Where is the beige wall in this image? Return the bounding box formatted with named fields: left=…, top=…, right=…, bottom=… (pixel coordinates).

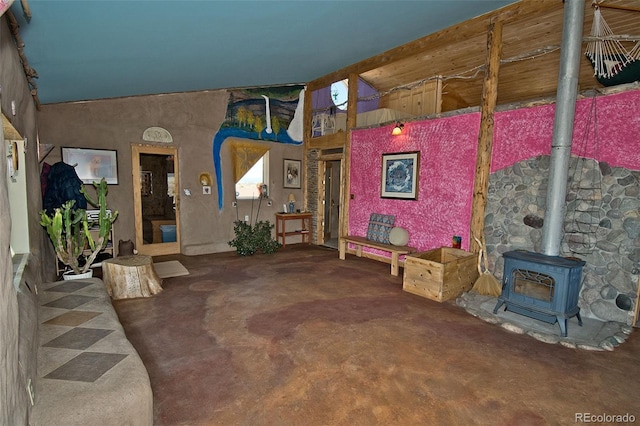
left=38, top=91, right=305, bottom=255
left=1, top=15, right=44, bottom=424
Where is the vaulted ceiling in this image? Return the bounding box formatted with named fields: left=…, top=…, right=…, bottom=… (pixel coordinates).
left=7, top=0, right=517, bottom=105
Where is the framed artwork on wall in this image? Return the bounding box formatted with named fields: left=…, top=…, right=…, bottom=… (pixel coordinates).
left=283, top=158, right=301, bottom=188
left=381, top=151, right=419, bottom=200
left=62, top=147, right=119, bottom=184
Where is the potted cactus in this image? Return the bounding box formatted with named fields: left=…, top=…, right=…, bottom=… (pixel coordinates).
left=40, top=178, right=119, bottom=278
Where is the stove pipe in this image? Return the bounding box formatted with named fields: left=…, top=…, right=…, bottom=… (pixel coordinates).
left=541, top=0, right=585, bottom=256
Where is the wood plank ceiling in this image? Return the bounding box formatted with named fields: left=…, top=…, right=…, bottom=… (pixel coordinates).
left=310, top=0, right=640, bottom=112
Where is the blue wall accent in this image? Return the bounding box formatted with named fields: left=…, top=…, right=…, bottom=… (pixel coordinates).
left=213, top=127, right=302, bottom=210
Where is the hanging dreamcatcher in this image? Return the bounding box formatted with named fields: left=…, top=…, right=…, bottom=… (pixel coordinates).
left=585, top=1, right=640, bottom=86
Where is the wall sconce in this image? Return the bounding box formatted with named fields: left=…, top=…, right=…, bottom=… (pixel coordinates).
left=199, top=172, right=212, bottom=195
left=199, top=173, right=212, bottom=186
left=392, top=121, right=404, bottom=136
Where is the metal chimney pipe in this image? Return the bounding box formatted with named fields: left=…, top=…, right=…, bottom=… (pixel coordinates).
left=541, top=0, right=585, bottom=256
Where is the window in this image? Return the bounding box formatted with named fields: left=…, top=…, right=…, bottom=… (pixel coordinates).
left=235, top=151, right=269, bottom=199
left=331, top=79, right=348, bottom=111
left=7, top=138, right=30, bottom=256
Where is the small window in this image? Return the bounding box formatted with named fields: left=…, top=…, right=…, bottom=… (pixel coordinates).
left=331, top=79, right=348, bottom=111
left=7, top=139, right=30, bottom=255
left=235, top=152, right=269, bottom=199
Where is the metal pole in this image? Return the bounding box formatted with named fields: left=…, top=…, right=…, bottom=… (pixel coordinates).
left=541, top=0, right=584, bottom=256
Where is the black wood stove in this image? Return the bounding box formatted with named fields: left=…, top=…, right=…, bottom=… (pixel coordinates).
left=493, top=250, right=585, bottom=337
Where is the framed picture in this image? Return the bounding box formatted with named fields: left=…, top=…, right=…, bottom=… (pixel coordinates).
left=381, top=151, right=420, bottom=200
left=283, top=158, right=301, bottom=188
left=62, top=147, right=119, bottom=184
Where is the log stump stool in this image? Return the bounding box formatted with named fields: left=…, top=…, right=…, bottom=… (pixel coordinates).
left=102, top=255, right=163, bottom=299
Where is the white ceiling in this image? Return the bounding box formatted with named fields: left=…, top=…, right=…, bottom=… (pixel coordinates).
left=9, top=0, right=517, bottom=105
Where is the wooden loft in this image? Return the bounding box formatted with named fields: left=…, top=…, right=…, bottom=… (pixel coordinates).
left=304, top=0, right=640, bottom=150
left=305, top=78, right=443, bottom=150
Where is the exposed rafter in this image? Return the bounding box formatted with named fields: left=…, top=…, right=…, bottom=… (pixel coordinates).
left=595, top=1, right=640, bottom=13
left=19, top=0, right=31, bottom=20
left=6, top=9, right=40, bottom=109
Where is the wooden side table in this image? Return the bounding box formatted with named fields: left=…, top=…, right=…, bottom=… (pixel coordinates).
left=275, top=212, right=312, bottom=247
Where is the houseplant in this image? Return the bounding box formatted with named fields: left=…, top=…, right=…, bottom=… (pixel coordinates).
left=228, top=192, right=280, bottom=256
left=40, top=178, right=119, bottom=278
left=228, top=220, right=280, bottom=256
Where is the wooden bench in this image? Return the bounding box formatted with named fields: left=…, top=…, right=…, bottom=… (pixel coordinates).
left=339, top=235, right=417, bottom=276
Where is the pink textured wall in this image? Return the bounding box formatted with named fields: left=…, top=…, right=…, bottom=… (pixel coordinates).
left=349, top=89, right=640, bottom=254
left=350, top=113, right=480, bottom=251
left=492, top=90, right=640, bottom=172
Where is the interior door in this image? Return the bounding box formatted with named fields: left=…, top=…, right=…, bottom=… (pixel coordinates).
left=323, top=160, right=341, bottom=243
left=131, top=144, right=180, bottom=256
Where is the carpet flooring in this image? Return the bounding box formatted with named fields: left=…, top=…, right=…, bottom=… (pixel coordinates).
left=113, top=245, right=640, bottom=425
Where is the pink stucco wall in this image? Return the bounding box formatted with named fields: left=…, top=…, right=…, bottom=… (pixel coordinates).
left=350, top=113, right=480, bottom=251
left=492, top=89, right=640, bottom=172
left=349, top=88, right=640, bottom=253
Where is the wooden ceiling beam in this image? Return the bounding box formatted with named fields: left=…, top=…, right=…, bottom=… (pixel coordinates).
left=20, top=0, right=31, bottom=20
left=597, top=2, right=640, bottom=13
left=6, top=10, right=40, bottom=109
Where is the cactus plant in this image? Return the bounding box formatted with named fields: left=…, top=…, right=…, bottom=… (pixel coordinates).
left=40, top=178, right=119, bottom=275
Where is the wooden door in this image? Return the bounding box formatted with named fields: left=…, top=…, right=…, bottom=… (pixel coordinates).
left=131, top=144, right=180, bottom=256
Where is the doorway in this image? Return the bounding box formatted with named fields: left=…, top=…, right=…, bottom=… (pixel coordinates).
left=132, top=144, right=180, bottom=256
left=320, top=158, right=342, bottom=249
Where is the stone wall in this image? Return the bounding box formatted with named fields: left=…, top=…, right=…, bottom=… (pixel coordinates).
left=484, top=155, right=640, bottom=325
left=306, top=149, right=320, bottom=244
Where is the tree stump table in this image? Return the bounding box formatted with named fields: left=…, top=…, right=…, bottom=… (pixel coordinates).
left=102, top=255, right=163, bottom=299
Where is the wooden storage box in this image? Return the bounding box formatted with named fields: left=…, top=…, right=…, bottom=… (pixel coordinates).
left=403, top=247, right=479, bottom=302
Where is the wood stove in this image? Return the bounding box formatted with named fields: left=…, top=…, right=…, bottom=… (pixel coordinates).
left=493, top=250, right=585, bottom=337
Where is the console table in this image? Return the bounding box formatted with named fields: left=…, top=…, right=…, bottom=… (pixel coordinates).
left=275, top=212, right=312, bottom=247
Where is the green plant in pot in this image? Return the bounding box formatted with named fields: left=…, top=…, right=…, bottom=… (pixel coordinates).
left=40, top=178, right=119, bottom=277
left=228, top=220, right=280, bottom=256
left=228, top=192, right=280, bottom=256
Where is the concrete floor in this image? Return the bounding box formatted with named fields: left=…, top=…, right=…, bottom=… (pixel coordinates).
left=114, top=245, right=640, bottom=425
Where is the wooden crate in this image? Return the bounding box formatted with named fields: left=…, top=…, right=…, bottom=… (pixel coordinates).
left=403, top=247, right=479, bottom=302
